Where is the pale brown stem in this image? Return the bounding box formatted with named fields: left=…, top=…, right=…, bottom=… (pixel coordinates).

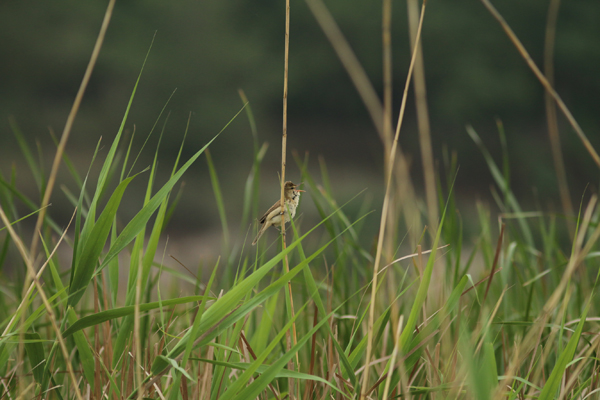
left=305, top=0, right=418, bottom=249
left=303, top=0, right=384, bottom=141
left=361, top=2, right=427, bottom=397
left=0, top=205, right=83, bottom=400
left=543, top=0, right=574, bottom=238
left=134, top=253, right=144, bottom=400
left=407, top=0, right=438, bottom=232
left=30, top=0, right=116, bottom=259
left=480, top=0, right=600, bottom=169
left=281, top=0, right=298, bottom=396
left=382, top=0, right=395, bottom=264
left=382, top=0, right=393, bottom=153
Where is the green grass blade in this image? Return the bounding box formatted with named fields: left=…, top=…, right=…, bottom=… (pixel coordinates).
left=0, top=206, right=49, bottom=234
left=69, top=138, right=102, bottom=290
left=126, top=89, right=176, bottom=179
left=218, top=301, right=310, bottom=400
left=467, top=125, right=534, bottom=248
left=68, top=172, right=142, bottom=307
left=399, top=175, right=455, bottom=357
left=287, top=198, right=373, bottom=388
left=404, top=275, right=468, bottom=370
left=77, top=39, right=154, bottom=262
left=23, top=332, right=46, bottom=385
left=538, top=302, right=589, bottom=400
left=151, top=206, right=367, bottom=376
left=205, top=149, right=229, bottom=250
left=0, top=175, right=63, bottom=236
left=192, top=358, right=342, bottom=392
left=9, top=117, right=42, bottom=193
left=63, top=295, right=213, bottom=338
left=229, top=310, right=337, bottom=400
left=112, top=123, right=167, bottom=363
left=166, top=259, right=219, bottom=400
left=251, top=290, right=279, bottom=355
left=100, top=105, right=245, bottom=271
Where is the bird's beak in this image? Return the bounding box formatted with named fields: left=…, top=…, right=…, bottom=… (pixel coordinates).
left=297, top=189, right=305, bottom=192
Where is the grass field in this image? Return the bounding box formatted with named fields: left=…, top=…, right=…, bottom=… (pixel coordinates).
left=1, top=0, right=599, bottom=399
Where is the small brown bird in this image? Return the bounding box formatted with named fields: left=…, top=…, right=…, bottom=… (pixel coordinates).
left=252, top=181, right=304, bottom=246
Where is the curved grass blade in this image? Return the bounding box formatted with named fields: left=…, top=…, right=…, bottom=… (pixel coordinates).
left=467, top=125, right=534, bottom=248
left=63, top=295, right=213, bottom=338
left=538, top=302, right=589, bottom=400
left=68, top=172, right=143, bottom=307
left=193, top=358, right=341, bottom=391
left=99, top=105, right=246, bottom=271
left=399, top=175, right=455, bottom=355
left=76, top=36, right=155, bottom=266
left=230, top=310, right=339, bottom=400
left=150, top=204, right=368, bottom=377
left=218, top=301, right=309, bottom=400
left=23, top=332, right=46, bottom=385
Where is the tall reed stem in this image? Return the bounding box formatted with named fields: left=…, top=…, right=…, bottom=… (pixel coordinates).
left=361, top=1, right=427, bottom=396
left=30, top=0, right=116, bottom=259
left=280, top=0, right=298, bottom=396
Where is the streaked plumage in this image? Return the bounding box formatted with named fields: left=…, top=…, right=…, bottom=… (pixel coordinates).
left=252, top=181, right=304, bottom=246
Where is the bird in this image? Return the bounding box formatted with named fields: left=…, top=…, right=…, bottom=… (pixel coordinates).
left=252, top=181, right=304, bottom=246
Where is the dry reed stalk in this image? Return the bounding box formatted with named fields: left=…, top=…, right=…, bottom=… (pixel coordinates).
left=480, top=0, right=600, bottom=169
left=382, top=0, right=393, bottom=153
left=101, top=269, right=114, bottom=372
left=381, top=0, right=399, bottom=291
left=29, top=0, right=116, bottom=259
left=0, top=205, right=83, bottom=400
left=1, top=204, right=65, bottom=338
left=304, top=303, right=319, bottom=400
left=407, top=0, right=438, bottom=232
left=240, top=332, right=281, bottom=400
left=361, top=1, right=427, bottom=397
left=498, top=197, right=600, bottom=397
left=134, top=253, right=144, bottom=400
left=304, top=0, right=384, bottom=141
left=381, top=316, right=404, bottom=400
left=394, top=156, right=422, bottom=247
left=199, top=343, right=214, bottom=398
left=483, top=223, right=505, bottom=304
left=543, top=0, right=574, bottom=238
left=93, top=276, right=102, bottom=400
left=280, top=0, right=298, bottom=395
left=305, top=0, right=419, bottom=251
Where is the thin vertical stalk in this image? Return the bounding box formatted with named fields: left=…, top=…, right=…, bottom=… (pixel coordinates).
left=280, top=0, right=298, bottom=396
left=304, top=0, right=419, bottom=249
left=382, top=0, right=395, bottom=265
left=382, top=0, right=393, bottom=154
left=361, top=1, right=427, bottom=397
left=407, top=0, right=438, bottom=232
left=0, top=205, right=84, bottom=400
left=382, top=0, right=400, bottom=349
left=543, top=0, right=574, bottom=238
left=381, top=316, right=404, bottom=400
left=479, top=0, right=600, bottom=169
left=134, top=253, right=144, bottom=400
left=93, top=276, right=102, bottom=400
left=30, top=0, right=116, bottom=259
left=280, top=0, right=290, bottom=227
left=303, top=0, right=384, bottom=141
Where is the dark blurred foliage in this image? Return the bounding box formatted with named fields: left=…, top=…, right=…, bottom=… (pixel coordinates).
left=1, top=0, right=599, bottom=231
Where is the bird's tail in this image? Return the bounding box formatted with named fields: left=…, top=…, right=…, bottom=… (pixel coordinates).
left=252, top=225, right=266, bottom=246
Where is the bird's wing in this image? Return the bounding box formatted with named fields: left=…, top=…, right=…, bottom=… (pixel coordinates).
left=259, top=200, right=281, bottom=224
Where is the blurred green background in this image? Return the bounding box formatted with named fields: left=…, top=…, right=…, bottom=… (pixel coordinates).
left=1, top=0, right=599, bottom=241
